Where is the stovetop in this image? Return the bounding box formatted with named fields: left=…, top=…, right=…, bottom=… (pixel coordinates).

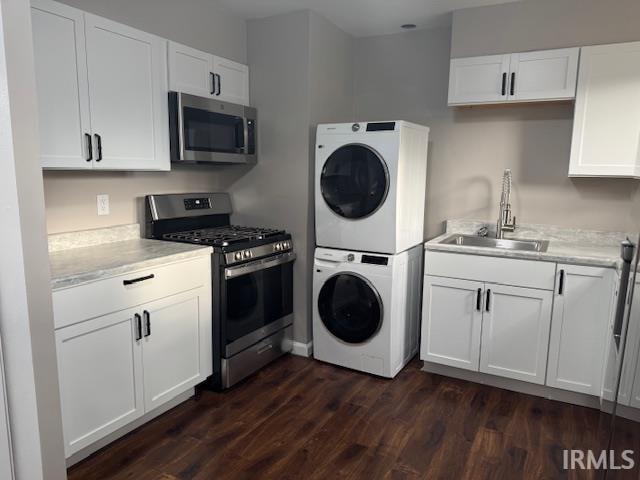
left=162, top=225, right=287, bottom=249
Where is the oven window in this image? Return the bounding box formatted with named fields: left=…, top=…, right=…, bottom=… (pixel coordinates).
left=224, top=261, right=293, bottom=344
left=183, top=107, right=244, bottom=153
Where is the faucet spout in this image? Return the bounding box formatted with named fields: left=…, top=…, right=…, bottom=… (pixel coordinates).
left=496, top=169, right=516, bottom=238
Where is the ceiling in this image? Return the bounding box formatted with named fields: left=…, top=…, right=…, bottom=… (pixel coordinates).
left=216, top=0, right=526, bottom=37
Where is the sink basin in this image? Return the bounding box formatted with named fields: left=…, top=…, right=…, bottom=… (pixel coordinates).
left=439, top=234, right=549, bottom=253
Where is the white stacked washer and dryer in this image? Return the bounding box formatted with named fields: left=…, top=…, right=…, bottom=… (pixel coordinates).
left=312, top=121, right=430, bottom=378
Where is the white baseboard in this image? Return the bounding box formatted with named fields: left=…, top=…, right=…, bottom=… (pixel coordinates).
left=291, top=340, right=313, bottom=357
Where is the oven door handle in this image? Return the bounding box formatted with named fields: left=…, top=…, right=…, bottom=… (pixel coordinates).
left=225, top=252, right=296, bottom=279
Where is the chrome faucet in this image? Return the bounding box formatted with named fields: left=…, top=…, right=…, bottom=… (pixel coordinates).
left=496, top=169, right=516, bottom=239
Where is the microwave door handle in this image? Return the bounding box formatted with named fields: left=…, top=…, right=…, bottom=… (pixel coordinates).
left=177, top=94, right=187, bottom=160
left=243, top=117, right=249, bottom=154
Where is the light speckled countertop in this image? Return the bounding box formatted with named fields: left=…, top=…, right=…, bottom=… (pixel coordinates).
left=425, top=219, right=629, bottom=269
left=49, top=225, right=212, bottom=290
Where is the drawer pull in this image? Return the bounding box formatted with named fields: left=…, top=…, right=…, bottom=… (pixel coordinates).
left=257, top=343, right=273, bottom=355
left=123, top=274, right=155, bottom=286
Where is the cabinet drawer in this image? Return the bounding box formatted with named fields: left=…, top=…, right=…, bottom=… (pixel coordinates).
left=53, top=256, right=210, bottom=329
left=425, top=251, right=556, bottom=290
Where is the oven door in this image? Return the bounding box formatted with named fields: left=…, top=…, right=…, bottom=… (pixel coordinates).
left=222, top=252, right=295, bottom=357
left=170, top=92, right=256, bottom=164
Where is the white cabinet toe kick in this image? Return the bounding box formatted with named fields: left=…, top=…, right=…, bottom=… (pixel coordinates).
left=421, top=250, right=617, bottom=406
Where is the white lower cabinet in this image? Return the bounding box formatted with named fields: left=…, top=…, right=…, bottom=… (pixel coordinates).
left=53, top=256, right=212, bottom=457
left=421, top=252, right=617, bottom=393
left=421, top=275, right=552, bottom=384
left=56, top=309, right=144, bottom=456
left=546, top=265, right=615, bottom=395
left=479, top=284, right=552, bottom=384
left=421, top=276, right=483, bottom=371
left=141, top=290, right=211, bottom=411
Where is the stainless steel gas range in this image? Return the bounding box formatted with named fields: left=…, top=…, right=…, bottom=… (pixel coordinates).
left=145, top=193, right=295, bottom=389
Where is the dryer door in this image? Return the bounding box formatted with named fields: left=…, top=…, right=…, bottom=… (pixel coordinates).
left=320, top=144, right=389, bottom=219
left=318, top=273, right=383, bottom=344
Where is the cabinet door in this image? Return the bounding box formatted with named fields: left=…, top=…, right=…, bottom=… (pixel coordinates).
left=480, top=284, right=552, bottom=384
left=546, top=265, right=615, bottom=395
left=623, top=282, right=640, bottom=407
left=213, top=56, right=250, bottom=106
left=448, top=54, right=510, bottom=105
left=168, top=41, right=214, bottom=98
left=31, top=0, right=92, bottom=169
left=141, top=288, right=212, bottom=411
left=55, top=309, right=144, bottom=457
left=569, top=42, right=640, bottom=178
left=508, top=48, right=579, bottom=102
left=85, top=14, right=169, bottom=171
left=420, top=276, right=483, bottom=371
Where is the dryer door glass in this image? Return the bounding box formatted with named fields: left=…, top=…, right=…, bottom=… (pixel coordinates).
left=320, top=144, right=389, bottom=219
left=318, top=273, right=382, bottom=343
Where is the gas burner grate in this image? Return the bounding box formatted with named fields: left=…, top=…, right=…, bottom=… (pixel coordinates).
left=162, top=225, right=285, bottom=247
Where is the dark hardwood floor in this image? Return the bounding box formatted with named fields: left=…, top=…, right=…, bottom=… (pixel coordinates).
left=68, top=355, right=640, bottom=480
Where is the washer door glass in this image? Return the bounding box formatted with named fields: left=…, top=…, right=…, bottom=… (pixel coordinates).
left=320, top=144, right=389, bottom=219
left=318, top=273, right=383, bottom=344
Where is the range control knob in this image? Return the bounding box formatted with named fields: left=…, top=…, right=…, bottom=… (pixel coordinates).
left=274, top=243, right=282, bottom=251
left=283, top=241, right=290, bottom=250
left=347, top=253, right=355, bottom=262
left=243, top=250, right=252, bottom=259
left=234, top=252, right=243, bottom=261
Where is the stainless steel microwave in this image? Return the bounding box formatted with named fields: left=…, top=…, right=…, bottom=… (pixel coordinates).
left=169, top=92, right=256, bottom=164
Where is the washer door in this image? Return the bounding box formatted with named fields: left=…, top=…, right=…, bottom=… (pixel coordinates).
left=320, top=144, right=389, bottom=219
left=318, top=273, right=383, bottom=344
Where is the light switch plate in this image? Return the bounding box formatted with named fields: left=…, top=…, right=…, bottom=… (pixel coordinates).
left=97, top=194, right=110, bottom=216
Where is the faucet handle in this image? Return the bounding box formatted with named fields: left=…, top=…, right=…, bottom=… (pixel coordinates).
left=476, top=226, right=489, bottom=237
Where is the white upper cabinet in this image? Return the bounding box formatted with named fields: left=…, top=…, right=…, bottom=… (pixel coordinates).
left=546, top=265, right=615, bottom=395
left=31, top=0, right=91, bottom=169
left=421, top=276, right=483, bottom=371
left=168, top=41, right=215, bottom=98
left=479, top=283, right=553, bottom=385
left=569, top=41, right=640, bottom=178
left=448, top=47, right=580, bottom=106
left=509, top=48, right=579, bottom=102
left=212, top=56, right=250, bottom=106
left=168, top=41, right=250, bottom=106
left=448, top=54, right=510, bottom=105
left=31, top=0, right=169, bottom=170
left=84, top=15, right=168, bottom=171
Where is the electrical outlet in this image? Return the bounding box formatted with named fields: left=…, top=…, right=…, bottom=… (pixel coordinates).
left=97, top=194, right=110, bottom=216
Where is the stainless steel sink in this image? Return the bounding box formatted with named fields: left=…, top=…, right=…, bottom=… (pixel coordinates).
left=439, top=234, right=549, bottom=253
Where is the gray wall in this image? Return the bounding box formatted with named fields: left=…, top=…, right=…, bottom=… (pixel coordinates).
left=354, top=4, right=640, bottom=240
left=452, top=0, right=640, bottom=58
left=233, top=11, right=353, bottom=344
left=43, top=0, right=248, bottom=234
